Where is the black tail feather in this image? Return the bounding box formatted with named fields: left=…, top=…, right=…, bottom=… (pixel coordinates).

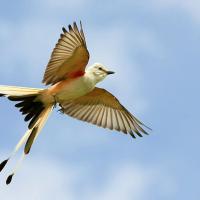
left=6, top=173, right=14, bottom=185
left=28, top=106, right=44, bottom=129
left=8, top=95, right=45, bottom=129
left=0, top=159, right=9, bottom=172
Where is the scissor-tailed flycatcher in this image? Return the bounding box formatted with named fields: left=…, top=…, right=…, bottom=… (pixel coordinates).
left=0, top=22, right=150, bottom=184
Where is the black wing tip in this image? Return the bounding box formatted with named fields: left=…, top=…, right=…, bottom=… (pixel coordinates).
left=130, top=125, right=150, bottom=138
left=136, top=133, right=143, bottom=137
left=129, top=131, right=147, bottom=139
left=72, top=20, right=81, bottom=27
left=6, top=173, right=14, bottom=185
left=68, top=24, right=73, bottom=31
left=142, top=123, right=152, bottom=131
left=134, top=120, right=152, bottom=136
left=139, top=126, right=150, bottom=136
left=129, top=131, right=136, bottom=139
left=62, top=27, right=67, bottom=33
left=143, top=130, right=150, bottom=135
left=63, top=21, right=81, bottom=32
left=141, top=125, right=151, bottom=135
left=0, top=93, right=5, bottom=97
left=0, top=158, right=9, bottom=172
left=73, top=21, right=77, bottom=27
left=80, top=20, right=83, bottom=28
left=67, top=21, right=83, bottom=32
left=135, top=118, right=152, bottom=132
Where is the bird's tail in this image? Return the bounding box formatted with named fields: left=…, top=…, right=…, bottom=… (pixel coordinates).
left=0, top=85, right=54, bottom=184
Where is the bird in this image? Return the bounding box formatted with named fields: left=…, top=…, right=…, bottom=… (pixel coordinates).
left=0, top=21, right=150, bottom=184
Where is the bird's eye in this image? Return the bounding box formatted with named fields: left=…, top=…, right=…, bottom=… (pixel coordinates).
left=98, top=67, right=102, bottom=70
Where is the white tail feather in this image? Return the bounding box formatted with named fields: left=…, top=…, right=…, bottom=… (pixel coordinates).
left=12, top=105, right=52, bottom=155
left=0, top=85, right=42, bottom=96
left=12, top=129, right=32, bottom=156
left=0, top=85, right=54, bottom=184
left=24, top=106, right=53, bottom=154
left=32, top=106, right=53, bottom=143
left=6, top=105, right=53, bottom=184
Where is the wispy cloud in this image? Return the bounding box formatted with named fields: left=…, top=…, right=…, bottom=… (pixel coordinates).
left=0, top=156, right=176, bottom=200
left=151, top=0, right=200, bottom=23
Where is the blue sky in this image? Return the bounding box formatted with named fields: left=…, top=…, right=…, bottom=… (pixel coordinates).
left=0, top=0, right=200, bottom=199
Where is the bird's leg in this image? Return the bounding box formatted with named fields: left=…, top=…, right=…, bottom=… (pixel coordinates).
left=53, top=95, right=58, bottom=108
left=58, top=103, right=65, bottom=114
left=52, top=95, right=64, bottom=114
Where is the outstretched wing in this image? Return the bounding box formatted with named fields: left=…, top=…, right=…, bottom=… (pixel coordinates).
left=60, top=87, right=150, bottom=138
left=43, top=21, right=90, bottom=85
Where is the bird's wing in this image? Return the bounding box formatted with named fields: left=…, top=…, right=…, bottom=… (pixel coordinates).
left=60, top=87, right=150, bottom=138
left=42, top=21, right=90, bottom=85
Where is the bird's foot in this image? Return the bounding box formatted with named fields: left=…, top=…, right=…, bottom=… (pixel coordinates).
left=57, top=104, right=65, bottom=114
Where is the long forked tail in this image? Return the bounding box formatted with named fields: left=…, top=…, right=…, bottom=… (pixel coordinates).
left=0, top=85, right=53, bottom=184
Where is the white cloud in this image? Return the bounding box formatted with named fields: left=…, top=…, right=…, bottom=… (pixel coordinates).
left=0, top=158, right=71, bottom=199
left=151, top=0, right=200, bottom=23
left=0, top=156, right=176, bottom=200
left=0, top=19, right=52, bottom=84
left=38, top=0, right=91, bottom=11
left=86, top=164, right=150, bottom=200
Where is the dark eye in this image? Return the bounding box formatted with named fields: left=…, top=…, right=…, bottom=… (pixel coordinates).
left=98, top=67, right=102, bottom=70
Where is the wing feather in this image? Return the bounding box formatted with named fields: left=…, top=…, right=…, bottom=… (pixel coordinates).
left=110, top=109, right=119, bottom=131
left=43, top=21, right=89, bottom=85
left=90, top=105, right=101, bottom=124
left=60, top=87, right=150, bottom=138
left=118, top=111, right=131, bottom=134
left=82, top=105, right=96, bottom=121
left=101, top=107, right=107, bottom=128
left=86, top=105, right=101, bottom=124
left=96, top=106, right=105, bottom=126
left=106, top=107, right=113, bottom=130
left=115, top=110, right=126, bottom=134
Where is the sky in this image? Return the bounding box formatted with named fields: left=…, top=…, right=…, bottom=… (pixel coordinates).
left=0, top=0, right=200, bottom=199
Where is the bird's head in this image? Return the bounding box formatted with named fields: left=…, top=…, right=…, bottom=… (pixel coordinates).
left=86, top=63, right=115, bottom=83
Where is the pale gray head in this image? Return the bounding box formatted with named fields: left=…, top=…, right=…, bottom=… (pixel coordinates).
left=86, top=63, right=115, bottom=83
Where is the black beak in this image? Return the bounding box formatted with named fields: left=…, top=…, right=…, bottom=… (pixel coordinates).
left=106, top=71, right=115, bottom=75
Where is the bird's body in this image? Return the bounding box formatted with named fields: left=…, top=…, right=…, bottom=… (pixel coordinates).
left=0, top=22, right=150, bottom=185
left=44, top=68, right=96, bottom=104
left=38, top=64, right=107, bottom=105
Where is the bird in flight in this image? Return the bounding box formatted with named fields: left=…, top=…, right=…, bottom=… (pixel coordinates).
left=0, top=21, right=150, bottom=184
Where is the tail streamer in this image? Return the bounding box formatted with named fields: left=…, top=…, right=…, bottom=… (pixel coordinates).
left=0, top=85, right=53, bottom=184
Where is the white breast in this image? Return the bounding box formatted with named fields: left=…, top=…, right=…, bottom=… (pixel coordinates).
left=56, top=74, right=96, bottom=102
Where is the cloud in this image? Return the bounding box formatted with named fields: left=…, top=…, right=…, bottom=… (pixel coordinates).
left=0, top=158, right=74, bottom=200
left=86, top=164, right=150, bottom=200
left=37, top=0, right=91, bottom=12
left=0, top=155, right=176, bottom=200
left=151, top=0, right=200, bottom=23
